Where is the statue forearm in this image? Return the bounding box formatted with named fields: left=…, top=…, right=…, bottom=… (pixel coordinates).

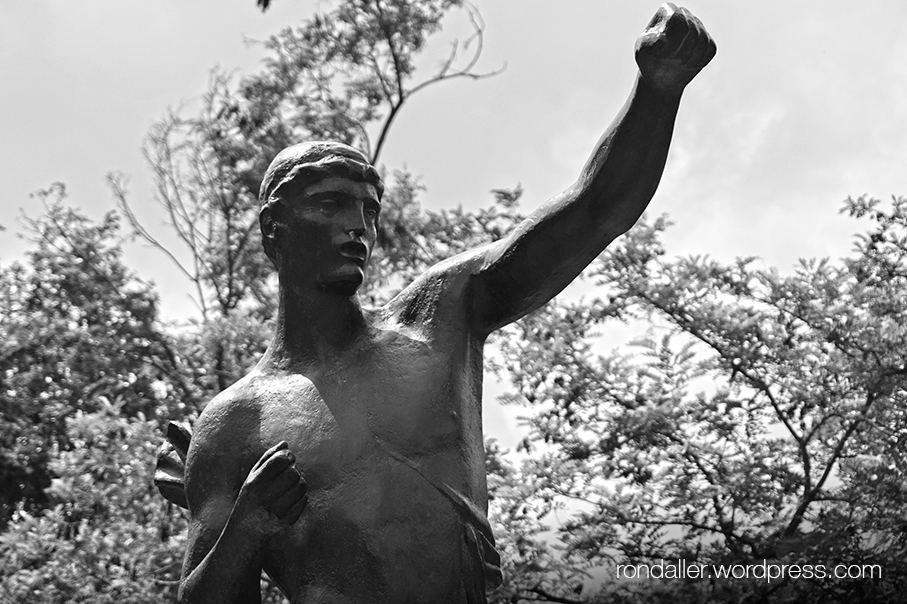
left=580, top=3, right=716, bottom=233
left=556, top=3, right=717, bottom=240
left=179, top=514, right=266, bottom=604
left=179, top=441, right=307, bottom=604
left=576, top=73, right=682, bottom=235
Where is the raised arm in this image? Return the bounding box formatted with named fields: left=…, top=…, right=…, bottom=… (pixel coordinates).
left=472, top=4, right=715, bottom=334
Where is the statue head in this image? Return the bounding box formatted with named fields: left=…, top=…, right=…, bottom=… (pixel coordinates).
left=259, top=142, right=385, bottom=295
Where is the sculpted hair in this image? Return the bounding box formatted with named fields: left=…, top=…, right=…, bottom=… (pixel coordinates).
left=258, top=141, right=385, bottom=266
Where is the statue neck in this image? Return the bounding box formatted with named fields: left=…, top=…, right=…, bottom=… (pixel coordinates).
left=261, top=282, right=367, bottom=370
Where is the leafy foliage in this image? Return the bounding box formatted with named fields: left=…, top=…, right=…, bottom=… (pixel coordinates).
left=493, top=198, right=907, bottom=602
left=0, top=404, right=186, bottom=603
left=1, top=2, right=514, bottom=602
left=5, top=2, right=907, bottom=603
left=113, top=0, right=498, bottom=392
left=0, top=185, right=195, bottom=528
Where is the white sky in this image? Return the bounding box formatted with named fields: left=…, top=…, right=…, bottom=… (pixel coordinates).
left=3, top=1, right=907, bottom=445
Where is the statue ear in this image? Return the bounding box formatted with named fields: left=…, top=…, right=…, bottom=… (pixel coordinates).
left=260, top=204, right=282, bottom=268
left=260, top=204, right=278, bottom=241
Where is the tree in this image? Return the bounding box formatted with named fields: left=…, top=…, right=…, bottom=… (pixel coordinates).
left=112, top=0, right=499, bottom=389
left=0, top=2, right=520, bottom=601
left=1, top=1, right=516, bottom=600
left=0, top=403, right=187, bottom=603
left=0, top=185, right=197, bottom=529
left=490, top=197, right=907, bottom=603
left=18, top=4, right=907, bottom=603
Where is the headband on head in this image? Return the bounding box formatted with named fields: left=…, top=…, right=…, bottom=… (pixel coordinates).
left=258, top=141, right=384, bottom=211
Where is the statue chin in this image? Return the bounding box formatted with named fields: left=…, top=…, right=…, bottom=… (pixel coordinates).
left=321, top=277, right=362, bottom=297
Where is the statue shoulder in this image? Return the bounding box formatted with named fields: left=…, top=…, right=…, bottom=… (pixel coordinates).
left=184, top=377, right=268, bottom=496
left=157, top=371, right=289, bottom=514
left=194, top=378, right=264, bottom=450
left=383, top=243, right=495, bottom=325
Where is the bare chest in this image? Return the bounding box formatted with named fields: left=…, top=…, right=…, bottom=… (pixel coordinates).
left=257, top=328, right=483, bottom=486
left=253, top=334, right=487, bottom=600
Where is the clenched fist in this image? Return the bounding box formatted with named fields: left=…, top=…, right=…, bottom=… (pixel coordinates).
left=636, top=3, right=716, bottom=94
left=233, top=441, right=308, bottom=539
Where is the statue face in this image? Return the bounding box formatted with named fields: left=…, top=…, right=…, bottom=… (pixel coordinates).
left=272, top=176, right=380, bottom=296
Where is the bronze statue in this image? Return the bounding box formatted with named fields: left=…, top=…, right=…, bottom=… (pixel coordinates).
left=156, top=4, right=715, bottom=602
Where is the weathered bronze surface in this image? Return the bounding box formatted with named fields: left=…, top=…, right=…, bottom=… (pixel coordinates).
left=156, top=4, right=715, bottom=602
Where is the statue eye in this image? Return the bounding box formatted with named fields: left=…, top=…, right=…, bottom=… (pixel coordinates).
left=317, top=198, right=338, bottom=212
left=364, top=206, right=379, bottom=221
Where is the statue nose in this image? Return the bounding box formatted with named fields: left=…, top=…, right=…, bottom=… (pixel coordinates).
left=342, top=204, right=367, bottom=239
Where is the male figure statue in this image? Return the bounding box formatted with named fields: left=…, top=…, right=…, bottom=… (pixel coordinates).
left=175, top=5, right=715, bottom=603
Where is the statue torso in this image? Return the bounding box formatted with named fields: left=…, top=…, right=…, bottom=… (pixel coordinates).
left=189, top=260, right=496, bottom=603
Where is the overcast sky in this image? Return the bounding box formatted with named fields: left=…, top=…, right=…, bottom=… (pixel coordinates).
left=3, top=1, right=906, bottom=444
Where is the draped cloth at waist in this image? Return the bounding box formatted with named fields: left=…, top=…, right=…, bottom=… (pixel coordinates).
left=380, top=445, right=503, bottom=603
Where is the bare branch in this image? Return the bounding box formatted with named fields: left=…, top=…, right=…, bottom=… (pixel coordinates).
left=109, top=172, right=208, bottom=318
left=526, top=586, right=585, bottom=604
left=370, top=2, right=504, bottom=164
left=784, top=390, right=878, bottom=537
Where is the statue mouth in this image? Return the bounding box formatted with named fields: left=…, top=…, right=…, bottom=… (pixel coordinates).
left=339, top=241, right=368, bottom=266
